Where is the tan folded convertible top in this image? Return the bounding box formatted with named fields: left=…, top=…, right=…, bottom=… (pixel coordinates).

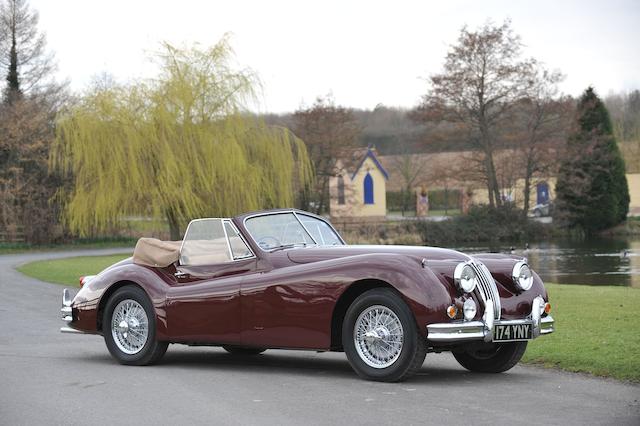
left=133, top=237, right=182, bottom=267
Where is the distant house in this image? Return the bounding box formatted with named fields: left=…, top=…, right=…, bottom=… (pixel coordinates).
left=378, top=150, right=640, bottom=216
left=329, top=147, right=388, bottom=218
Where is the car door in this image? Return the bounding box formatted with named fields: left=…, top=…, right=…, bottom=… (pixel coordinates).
left=164, top=219, right=261, bottom=344
left=239, top=213, right=342, bottom=350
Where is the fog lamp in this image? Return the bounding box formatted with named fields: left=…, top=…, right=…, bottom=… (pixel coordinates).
left=463, top=299, right=477, bottom=321
left=446, top=305, right=458, bottom=319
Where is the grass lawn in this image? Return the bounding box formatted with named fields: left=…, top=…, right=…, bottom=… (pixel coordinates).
left=522, top=283, right=639, bottom=382
left=0, top=239, right=135, bottom=255
left=15, top=254, right=640, bottom=381
left=17, top=254, right=131, bottom=287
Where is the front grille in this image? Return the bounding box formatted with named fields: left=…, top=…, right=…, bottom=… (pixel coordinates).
left=470, top=261, right=501, bottom=320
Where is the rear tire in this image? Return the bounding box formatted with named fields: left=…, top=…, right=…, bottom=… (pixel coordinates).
left=453, top=341, right=527, bottom=373
left=342, top=288, right=426, bottom=382
left=103, top=285, right=168, bottom=366
left=222, top=345, right=266, bottom=356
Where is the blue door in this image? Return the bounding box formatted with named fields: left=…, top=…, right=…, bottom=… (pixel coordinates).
left=364, top=173, right=374, bottom=204
left=536, top=182, right=549, bottom=204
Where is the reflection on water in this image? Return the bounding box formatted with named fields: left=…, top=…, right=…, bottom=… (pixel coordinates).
left=456, top=237, right=640, bottom=288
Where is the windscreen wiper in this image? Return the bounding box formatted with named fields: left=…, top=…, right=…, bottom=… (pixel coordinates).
left=269, top=243, right=311, bottom=252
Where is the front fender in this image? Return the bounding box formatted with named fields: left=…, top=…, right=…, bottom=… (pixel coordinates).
left=325, top=253, right=454, bottom=334
left=71, top=263, right=172, bottom=338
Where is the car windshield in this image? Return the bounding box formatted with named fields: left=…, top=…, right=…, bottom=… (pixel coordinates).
left=245, top=212, right=343, bottom=250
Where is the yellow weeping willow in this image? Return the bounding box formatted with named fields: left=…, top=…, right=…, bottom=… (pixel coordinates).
left=51, top=38, right=313, bottom=239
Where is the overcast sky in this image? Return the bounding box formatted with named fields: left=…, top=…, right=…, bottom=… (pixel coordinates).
left=30, top=0, right=640, bottom=113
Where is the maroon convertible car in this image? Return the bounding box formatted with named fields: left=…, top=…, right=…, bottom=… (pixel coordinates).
left=61, top=209, right=554, bottom=381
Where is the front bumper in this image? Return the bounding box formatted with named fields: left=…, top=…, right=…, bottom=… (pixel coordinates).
left=427, top=296, right=555, bottom=343
left=60, top=288, right=89, bottom=334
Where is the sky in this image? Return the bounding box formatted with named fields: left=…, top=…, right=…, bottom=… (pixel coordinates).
left=29, top=0, right=640, bottom=113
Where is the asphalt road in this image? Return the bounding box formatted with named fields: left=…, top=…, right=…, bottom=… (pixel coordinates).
left=1, top=249, right=638, bottom=426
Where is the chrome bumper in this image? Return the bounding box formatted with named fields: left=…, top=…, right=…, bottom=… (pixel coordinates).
left=60, top=288, right=89, bottom=334
left=427, top=296, right=555, bottom=343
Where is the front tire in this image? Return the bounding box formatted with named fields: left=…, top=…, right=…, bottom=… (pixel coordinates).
left=453, top=341, right=527, bottom=373
left=103, top=285, right=168, bottom=365
left=342, top=288, right=427, bottom=382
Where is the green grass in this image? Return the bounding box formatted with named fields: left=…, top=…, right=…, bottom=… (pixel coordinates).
left=14, top=254, right=640, bottom=381
left=522, top=283, right=640, bottom=382
left=17, top=254, right=131, bottom=287
left=0, top=238, right=136, bottom=255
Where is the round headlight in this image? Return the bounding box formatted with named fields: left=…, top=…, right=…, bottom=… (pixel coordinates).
left=512, top=261, right=534, bottom=291
left=463, top=298, right=477, bottom=320
left=454, top=262, right=477, bottom=293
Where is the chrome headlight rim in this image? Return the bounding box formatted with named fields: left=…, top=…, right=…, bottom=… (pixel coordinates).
left=463, top=298, right=477, bottom=321
left=512, top=260, right=534, bottom=291
left=454, top=262, right=477, bottom=293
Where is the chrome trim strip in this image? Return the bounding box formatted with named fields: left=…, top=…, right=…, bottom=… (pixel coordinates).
left=292, top=211, right=318, bottom=245
left=223, top=219, right=256, bottom=260
left=60, top=327, right=88, bottom=334
left=220, top=219, right=235, bottom=260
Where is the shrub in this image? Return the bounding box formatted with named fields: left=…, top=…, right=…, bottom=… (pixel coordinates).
left=415, top=204, right=549, bottom=245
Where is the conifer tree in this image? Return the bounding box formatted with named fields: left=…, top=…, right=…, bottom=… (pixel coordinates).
left=555, top=87, right=629, bottom=233
left=0, top=0, right=57, bottom=103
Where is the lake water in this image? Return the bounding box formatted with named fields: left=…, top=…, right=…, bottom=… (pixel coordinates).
left=456, top=237, right=640, bottom=288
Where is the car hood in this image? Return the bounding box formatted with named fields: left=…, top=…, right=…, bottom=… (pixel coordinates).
left=286, top=245, right=471, bottom=264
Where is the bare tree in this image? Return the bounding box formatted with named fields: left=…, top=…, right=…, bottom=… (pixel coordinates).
left=507, top=70, right=573, bottom=215
left=390, top=142, right=426, bottom=215
left=415, top=20, right=539, bottom=208
left=293, top=96, right=360, bottom=214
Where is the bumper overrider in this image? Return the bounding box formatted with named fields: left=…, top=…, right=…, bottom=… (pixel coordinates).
left=427, top=296, right=554, bottom=343
left=60, top=288, right=88, bottom=334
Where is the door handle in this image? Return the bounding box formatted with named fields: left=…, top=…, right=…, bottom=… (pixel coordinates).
left=174, top=271, right=190, bottom=279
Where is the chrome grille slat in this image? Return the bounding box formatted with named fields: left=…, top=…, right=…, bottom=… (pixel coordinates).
left=470, top=261, right=501, bottom=320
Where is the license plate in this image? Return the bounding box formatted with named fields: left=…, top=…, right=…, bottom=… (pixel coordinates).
left=493, top=323, right=533, bottom=342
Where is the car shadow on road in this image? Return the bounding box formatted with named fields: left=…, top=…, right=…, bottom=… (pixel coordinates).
left=78, top=347, right=540, bottom=385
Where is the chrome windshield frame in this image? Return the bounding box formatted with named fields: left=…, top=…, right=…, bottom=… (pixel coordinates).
left=242, top=210, right=345, bottom=253
left=179, top=218, right=256, bottom=266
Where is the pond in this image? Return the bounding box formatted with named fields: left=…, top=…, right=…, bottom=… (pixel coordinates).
left=456, top=236, right=640, bottom=288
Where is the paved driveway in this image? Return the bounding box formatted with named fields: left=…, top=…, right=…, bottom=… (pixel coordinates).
left=0, top=249, right=638, bottom=425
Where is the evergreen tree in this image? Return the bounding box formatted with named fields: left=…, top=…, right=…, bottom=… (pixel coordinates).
left=0, top=0, right=58, bottom=103
left=555, top=87, right=630, bottom=233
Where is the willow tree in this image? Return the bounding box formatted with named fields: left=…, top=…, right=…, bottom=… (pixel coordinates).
left=52, top=38, right=312, bottom=239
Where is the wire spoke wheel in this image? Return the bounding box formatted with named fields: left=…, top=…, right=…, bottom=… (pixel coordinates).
left=111, top=299, right=149, bottom=355
left=354, top=305, right=404, bottom=369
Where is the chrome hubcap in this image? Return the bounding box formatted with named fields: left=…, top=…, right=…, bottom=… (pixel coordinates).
left=111, top=299, right=149, bottom=355
left=354, top=305, right=404, bottom=369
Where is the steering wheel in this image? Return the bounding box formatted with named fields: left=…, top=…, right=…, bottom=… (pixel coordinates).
left=257, top=236, right=281, bottom=250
